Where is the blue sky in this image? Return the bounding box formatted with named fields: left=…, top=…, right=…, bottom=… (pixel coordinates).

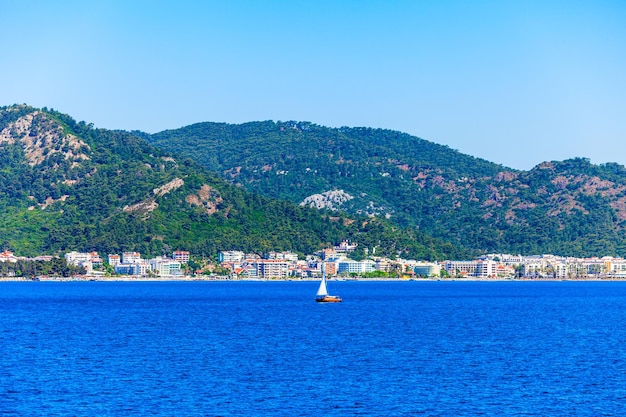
left=1, top=0, right=624, bottom=170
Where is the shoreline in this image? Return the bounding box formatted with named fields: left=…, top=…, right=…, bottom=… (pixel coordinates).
left=3, top=276, right=626, bottom=282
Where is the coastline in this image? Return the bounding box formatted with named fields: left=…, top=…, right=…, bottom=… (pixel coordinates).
left=3, top=276, right=626, bottom=282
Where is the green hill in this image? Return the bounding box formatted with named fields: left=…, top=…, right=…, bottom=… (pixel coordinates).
left=0, top=105, right=467, bottom=260
left=148, top=121, right=626, bottom=257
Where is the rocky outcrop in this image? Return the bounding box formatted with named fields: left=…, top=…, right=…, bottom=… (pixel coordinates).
left=186, top=184, right=223, bottom=215
left=153, top=178, right=184, bottom=196
left=300, top=190, right=353, bottom=211
left=0, top=111, right=90, bottom=167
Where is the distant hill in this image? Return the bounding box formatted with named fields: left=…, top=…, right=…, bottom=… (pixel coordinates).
left=0, top=105, right=467, bottom=260
left=148, top=121, right=626, bottom=257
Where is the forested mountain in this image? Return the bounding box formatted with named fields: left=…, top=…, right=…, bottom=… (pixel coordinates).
left=0, top=105, right=467, bottom=260
left=149, top=121, right=626, bottom=257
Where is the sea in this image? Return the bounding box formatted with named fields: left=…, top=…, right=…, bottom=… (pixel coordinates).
left=1, top=280, right=626, bottom=416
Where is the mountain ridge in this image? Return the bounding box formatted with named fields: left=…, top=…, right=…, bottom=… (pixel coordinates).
left=0, top=104, right=467, bottom=261
left=148, top=120, right=626, bottom=257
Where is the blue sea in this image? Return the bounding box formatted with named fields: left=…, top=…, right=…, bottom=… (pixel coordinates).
left=1, top=280, right=626, bottom=416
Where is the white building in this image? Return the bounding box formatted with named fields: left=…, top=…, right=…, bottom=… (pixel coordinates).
left=337, top=260, right=376, bottom=275
left=413, top=262, right=441, bottom=277
left=114, top=262, right=150, bottom=276
left=65, top=251, right=91, bottom=266
left=444, top=260, right=497, bottom=278
left=219, top=251, right=245, bottom=263
left=172, top=251, right=190, bottom=263
left=522, top=259, right=567, bottom=278
left=266, top=251, right=298, bottom=262
left=64, top=251, right=103, bottom=273
left=0, top=250, right=17, bottom=263
left=335, top=240, right=357, bottom=253
left=0, top=251, right=17, bottom=263
left=149, top=257, right=183, bottom=277
left=251, top=259, right=290, bottom=279
left=445, top=261, right=478, bottom=277
left=475, top=260, right=497, bottom=278
left=122, top=252, right=141, bottom=264
left=108, top=254, right=121, bottom=266
left=605, top=258, right=626, bottom=277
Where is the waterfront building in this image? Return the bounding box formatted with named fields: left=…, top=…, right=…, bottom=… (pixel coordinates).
left=495, top=263, right=516, bottom=278
left=444, top=260, right=478, bottom=277
left=114, top=261, right=150, bottom=276
left=337, top=259, right=376, bottom=275
left=413, top=262, right=441, bottom=277
left=172, top=251, right=190, bottom=263
left=108, top=254, right=121, bottom=266
left=482, top=254, right=525, bottom=265
left=89, top=252, right=103, bottom=268
left=522, top=261, right=546, bottom=278
left=475, top=260, right=497, bottom=278
left=114, top=263, right=142, bottom=276
left=251, top=259, right=290, bottom=279
left=554, top=262, right=567, bottom=278
left=444, top=260, right=497, bottom=278
left=218, top=250, right=245, bottom=263
left=321, top=248, right=336, bottom=260
left=237, top=265, right=258, bottom=279
left=521, top=259, right=567, bottom=278
left=288, top=260, right=314, bottom=278
left=375, top=258, right=392, bottom=273
left=322, top=261, right=338, bottom=277
left=138, top=261, right=151, bottom=276
left=149, top=257, right=183, bottom=277
left=303, top=261, right=337, bottom=278
left=605, top=258, right=626, bottom=277
left=64, top=251, right=103, bottom=273
left=0, top=251, right=18, bottom=263
left=581, top=258, right=607, bottom=277
left=65, top=251, right=91, bottom=266
left=122, top=252, right=141, bottom=264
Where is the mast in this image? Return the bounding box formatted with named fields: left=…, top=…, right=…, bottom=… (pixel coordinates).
left=316, top=262, right=328, bottom=296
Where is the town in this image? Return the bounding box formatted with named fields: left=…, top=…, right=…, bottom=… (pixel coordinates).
left=2, top=240, right=626, bottom=281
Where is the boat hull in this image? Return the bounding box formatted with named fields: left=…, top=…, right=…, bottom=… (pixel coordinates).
left=315, top=295, right=342, bottom=303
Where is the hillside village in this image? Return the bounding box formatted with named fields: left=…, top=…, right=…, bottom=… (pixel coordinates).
left=3, top=240, right=626, bottom=280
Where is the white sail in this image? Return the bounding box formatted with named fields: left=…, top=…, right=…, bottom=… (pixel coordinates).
left=316, top=262, right=329, bottom=296
left=316, top=274, right=328, bottom=296
left=315, top=262, right=341, bottom=302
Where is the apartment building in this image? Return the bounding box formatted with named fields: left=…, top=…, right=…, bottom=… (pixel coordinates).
left=445, top=260, right=478, bottom=277
left=114, top=262, right=150, bottom=276
left=122, top=252, right=141, bottom=264
left=413, top=262, right=441, bottom=277
left=0, top=251, right=17, bottom=263
left=172, top=251, right=190, bottom=263
left=64, top=251, right=103, bottom=273
left=251, top=259, right=290, bottom=279
left=65, top=251, right=92, bottom=266
left=337, top=259, right=376, bottom=275
left=108, top=254, right=121, bottom=266
left=218, top=250, right=245, bottom=263
left=266, top=251, right=298, bottom=261
left=475, top=260, right=497, bottom=278
left=149, top=257, right=183, bottom=277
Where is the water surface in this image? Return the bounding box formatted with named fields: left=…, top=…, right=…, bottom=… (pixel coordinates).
left=1, top=281, right=625, bottom=416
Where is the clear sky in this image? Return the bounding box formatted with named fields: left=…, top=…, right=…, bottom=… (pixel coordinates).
left=1, top=0, right=624, bottom=170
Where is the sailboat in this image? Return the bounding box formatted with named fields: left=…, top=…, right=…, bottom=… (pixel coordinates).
left=315, top=263, right=342, bottom=303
